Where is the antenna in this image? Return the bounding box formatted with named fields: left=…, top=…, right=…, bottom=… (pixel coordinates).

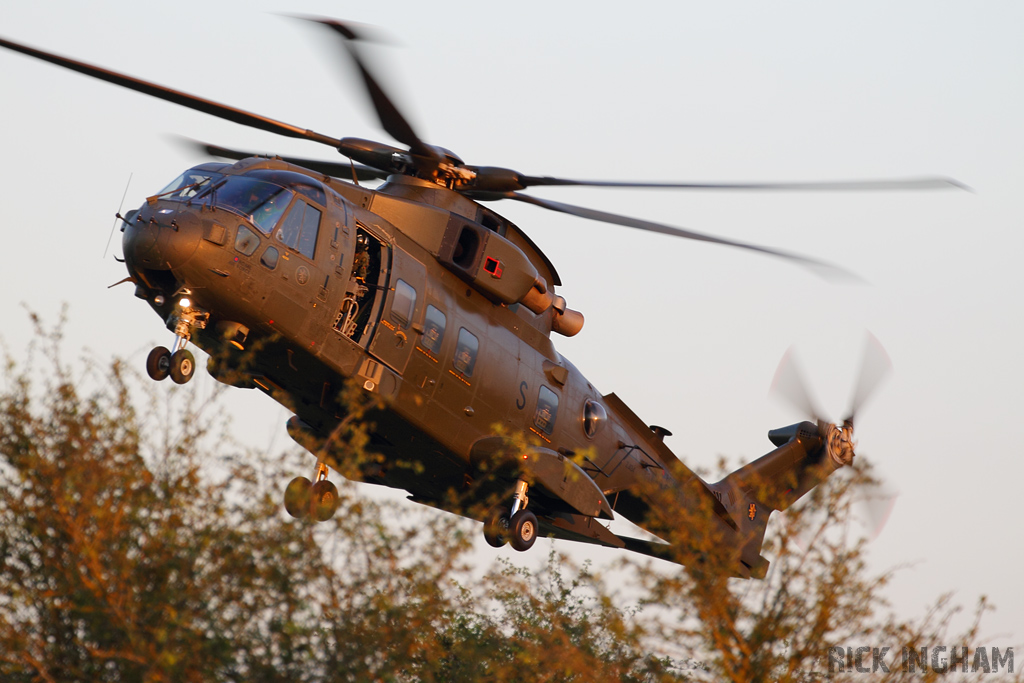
left=104, top=173, right=133, bottom=259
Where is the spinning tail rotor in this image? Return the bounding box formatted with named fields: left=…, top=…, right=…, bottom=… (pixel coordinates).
left=771, top=333, right=896, bottom=538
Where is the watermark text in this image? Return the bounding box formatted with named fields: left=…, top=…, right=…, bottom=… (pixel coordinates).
left=828, top=646, right=1013, bottom=674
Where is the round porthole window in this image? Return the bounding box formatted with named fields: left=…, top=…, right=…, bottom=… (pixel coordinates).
left=583, top=399, right=607, bottom=438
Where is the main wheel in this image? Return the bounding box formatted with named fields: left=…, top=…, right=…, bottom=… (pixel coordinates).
left=284, top=476, right=312, bottom=519
left=509, top=510, right=539, bottom=552
left=483, top=506, right=510, bottom=548
left=169, top=349, right=196, bottom=385
left=146, top=346, right=171, bottom=381
left=310, top=479, right=340, bottom=522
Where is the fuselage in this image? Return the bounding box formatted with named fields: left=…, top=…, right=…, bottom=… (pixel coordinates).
left=122, top=156, right=823, bottom=574
left=124, top=158, right=685, bottom=509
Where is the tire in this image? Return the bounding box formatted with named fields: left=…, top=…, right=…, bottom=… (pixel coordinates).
left=146, top=346, right=171, bottom=381
left=509, top=510, right=539, bottom=552
left=284, top=476, right=312, bottom=519
left=169, top=349, right=196, bottom=385
left=483, top=506, right=510, bottom=548
left=310, top=479, right=340, bottom=522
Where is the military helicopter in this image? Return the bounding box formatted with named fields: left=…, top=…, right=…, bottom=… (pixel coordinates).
left=0, top=20, right=956, bottom=578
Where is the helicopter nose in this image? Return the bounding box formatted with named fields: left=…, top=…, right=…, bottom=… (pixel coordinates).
left=122, top=203, right=202, bottom=270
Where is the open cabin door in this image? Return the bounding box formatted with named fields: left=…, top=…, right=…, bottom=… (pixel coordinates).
left=368, top=246, right=426, bottom=374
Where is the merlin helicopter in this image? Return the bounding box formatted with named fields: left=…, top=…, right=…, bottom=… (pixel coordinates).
left=0, top=20, right=956, bottom=577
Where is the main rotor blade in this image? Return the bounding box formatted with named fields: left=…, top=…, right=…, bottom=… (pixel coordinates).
left=504, top=192, right=854, bottom=279
left=770, top=347, right=827, bottom=424
left=847, top=332, right=892, bottom=424
left=307, top=18, right=444, bottom=164
left=0, top=36, right=342, bottom=149
left=515, top=176, right=970, bottom=192
left=182, top=139, right=389, bottom=181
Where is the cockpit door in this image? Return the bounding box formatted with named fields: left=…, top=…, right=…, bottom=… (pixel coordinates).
left=368, top=247, right=426, bottom=374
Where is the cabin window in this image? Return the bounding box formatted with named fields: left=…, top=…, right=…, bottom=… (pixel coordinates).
left=419, top=305, right=446, bottom=355
left=583, top=399, right=607, bottom=438
left=275, top=200, right=321, bottom=260
left=391, top=279, right=416, bottom=329
left=452, top=328, right=479, bottom=377
left=260, top=246, right=279, bottom=270
left=234, top=225, right=260, bottom=256
left=535, top=386, right=559, bottom=436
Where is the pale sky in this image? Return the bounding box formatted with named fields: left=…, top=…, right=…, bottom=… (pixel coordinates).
left=2, top=1, right=1022, bottom=644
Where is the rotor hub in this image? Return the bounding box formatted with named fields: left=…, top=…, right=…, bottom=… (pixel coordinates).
left=824, top=421, right=856, bottom=468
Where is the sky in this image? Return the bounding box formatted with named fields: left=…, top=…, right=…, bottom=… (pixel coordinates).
left=2, top=0, right=1022, bottom=645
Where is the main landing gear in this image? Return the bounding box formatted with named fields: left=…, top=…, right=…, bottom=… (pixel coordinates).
left=145, top=294, right=207, bottom=385
left=284, top=462, right=340, bottom=522
left=483, top=478, right=538, bottom=552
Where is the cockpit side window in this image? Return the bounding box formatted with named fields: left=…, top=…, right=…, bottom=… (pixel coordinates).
left=260, top=246, right=279, bottom=269
left=275, top=200, right=321, bottom=260
left=297, top=205, right=321, bottom=258
left=234, top=225, right=260, bottom=256
left=252, top=188, right=294, bottom=234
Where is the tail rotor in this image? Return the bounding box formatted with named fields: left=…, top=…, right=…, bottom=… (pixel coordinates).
left=771, top=332, right=896, bottom=540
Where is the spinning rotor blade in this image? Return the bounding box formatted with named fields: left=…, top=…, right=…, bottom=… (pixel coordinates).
left=182, top=139, right=389, bottom=182
left=771, top=348, right=828, bottom=423
left=308, top=18, right=444, bottom=164
left=770, top=347, right=827, bottom=424
left=504, top=192, right=853, bottom=279
left=512, top=176, right=969, bottom=192
left=856, top=476, right=898, bottom=540
left=0, top=36, right=342, bottom=149
left=847, top=332, right=893, bottom=424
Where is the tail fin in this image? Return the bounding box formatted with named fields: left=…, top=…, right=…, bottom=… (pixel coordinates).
left=707, top=420, right=836, bottom=578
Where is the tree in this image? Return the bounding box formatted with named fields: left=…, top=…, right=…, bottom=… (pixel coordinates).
left=0, top=324, right=667, bottom=682
left=629, top=457, right=1011, bottom=682
left=0, top=322, right=1014, bottom=682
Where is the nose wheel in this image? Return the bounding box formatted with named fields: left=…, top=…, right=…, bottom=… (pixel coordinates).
left=146, top=346, right=172, bottom=381
left=145, top=295, right=207, bottom=385
left=146, top=345, right=196, bottom=384
left=284, top=462, right=339, bottom=522
left=483, top=479, right=538, bottom=552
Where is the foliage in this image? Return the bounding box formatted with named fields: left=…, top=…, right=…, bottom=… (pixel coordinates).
left=630, top=458, right=1015, bottom=682
left=0, top=325, right=669, bottom=682
left=0, top=323, right=1015, bottom=682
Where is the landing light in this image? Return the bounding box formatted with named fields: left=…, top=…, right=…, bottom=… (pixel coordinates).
left=179, top=297, right=191, bottom=309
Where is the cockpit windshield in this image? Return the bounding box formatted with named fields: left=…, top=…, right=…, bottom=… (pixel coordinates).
left=195, top=176, right=295, bottom=234
left=156, top=164, right=228, bottom=201
left=156, top=165, right=326, bottom=244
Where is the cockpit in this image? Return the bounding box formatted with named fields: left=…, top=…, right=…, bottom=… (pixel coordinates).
left=156, top=164, right=328, bottom=260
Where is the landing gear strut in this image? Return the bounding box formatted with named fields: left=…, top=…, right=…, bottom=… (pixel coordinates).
left=145, top=293, right=206, bottom=385
left=483, top=478, right=538, bottom=552
left=284, top=462, right=340, bottom=522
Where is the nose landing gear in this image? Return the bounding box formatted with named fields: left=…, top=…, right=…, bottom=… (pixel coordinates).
left=145, top=295, right=207, bottom=385
left=146, top=343, right=196, bottom=384
left=284, top=462, right=340, bottom=522
left=483, top=478, right=539, bottom=552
